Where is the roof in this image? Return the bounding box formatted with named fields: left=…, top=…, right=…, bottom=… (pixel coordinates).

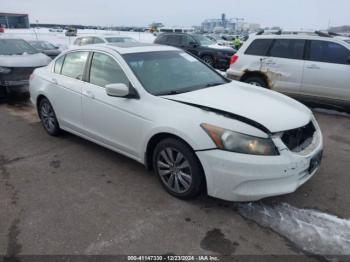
left=0, top=12, right=28, bottom=17
left=70, top=42, right=179, bottom=54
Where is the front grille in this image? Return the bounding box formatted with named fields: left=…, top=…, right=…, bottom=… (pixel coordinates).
left=2, top=67, right=37, bottom=81
left=281, top=122, right=316, bottom=152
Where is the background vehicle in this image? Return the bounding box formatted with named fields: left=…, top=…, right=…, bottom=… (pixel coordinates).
left=0, top=38, right=51, bottom=98
left=30, top=43, right=322, bottom=202
left=65, top=28, right=77, bottom=36
left=0, top=26, right=4, bottom=33
left=28, top=40, right=62, bottom=59
left=49, top=27, right=63, bottom=33
left=154, top=32, right=236, bottom=70
left=226, top=31, right=350, bottom=109
left=73, top=35, right=137, bottom=46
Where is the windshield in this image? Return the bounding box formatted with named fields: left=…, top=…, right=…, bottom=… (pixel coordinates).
left=123, top=51, right=228, bottom=96
left=29, top=41, right=56, bottom=50
left=0, top=39, right=39, bottom=55
left=106, top=37, right=137, bottom=43
left=192, top=35, right=215, bottom=46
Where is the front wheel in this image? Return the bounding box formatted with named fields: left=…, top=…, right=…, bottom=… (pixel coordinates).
left=39, top=98, right=61, bottom=136
left=153, top=138, right=205, bottom=199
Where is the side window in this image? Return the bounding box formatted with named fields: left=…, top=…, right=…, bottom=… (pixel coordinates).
left=155, top=35, right=167, bottom=44
left=309, top=40, right=350, bottom=64
left=245, top=39, right=273, bottom=56
left=80, top=37, right=94, bottom=46
left=269, top=39, right=305, bottom=60
left=89, top=52, right=129, bottom=87
left=54, top=55, right=65, bottom=74
left=166, top=35, right=181, bottom=46
left=73, top=38, right=81, bottom=46
left=181, top=35, right=194, bottom=46
left=93, top=37, right=104, bottom=44
left=61, top=51, right=89, bottom=80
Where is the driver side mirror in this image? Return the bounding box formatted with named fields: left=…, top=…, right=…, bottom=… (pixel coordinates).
left=105, top=83, right=130, bottom=97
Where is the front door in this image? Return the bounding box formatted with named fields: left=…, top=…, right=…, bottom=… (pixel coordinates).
left=81, top=52, right=145, bottom=159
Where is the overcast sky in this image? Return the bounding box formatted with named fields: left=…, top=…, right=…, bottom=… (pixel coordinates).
left=2, top=0, right=349, bottom=29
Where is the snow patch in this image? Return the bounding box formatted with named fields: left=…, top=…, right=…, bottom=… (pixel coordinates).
left=238, top=203, right=350, bottom=259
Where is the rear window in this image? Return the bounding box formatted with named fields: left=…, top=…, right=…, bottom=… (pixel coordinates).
left=61, top=51, right=89, bottom=80
left=269, top=39, right=305, bottom=60
left=245, top=39, right=273, bottom=56
left=54, top=56, right=65, bottom=74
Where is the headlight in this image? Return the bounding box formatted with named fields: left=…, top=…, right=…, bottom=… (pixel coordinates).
left=0, top=66, right=11, bottom=74
left=201, top=123, right=279, bottom=156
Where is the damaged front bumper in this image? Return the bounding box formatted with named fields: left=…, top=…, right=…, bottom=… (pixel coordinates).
left=196, top=125, right=323, bottom=202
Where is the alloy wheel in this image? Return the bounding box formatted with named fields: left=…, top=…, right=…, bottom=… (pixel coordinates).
left=156, top=147, right=193, bottom=194
left=40, top=101, right=57, bottom=133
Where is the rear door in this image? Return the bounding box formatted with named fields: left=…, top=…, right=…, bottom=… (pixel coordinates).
left=49, top=51, right=89, bottom=131
left=265, top=39, right=306, bottom=96
left=301, top=40, right=350, bottom=102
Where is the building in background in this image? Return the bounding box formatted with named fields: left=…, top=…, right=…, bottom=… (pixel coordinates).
left=0, top=13, right=30, bottom=28
left=201, top=13, right=260, bottom=33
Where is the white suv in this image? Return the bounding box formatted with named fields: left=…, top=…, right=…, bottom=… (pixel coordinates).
left=226, top=32, right=350, bottom=108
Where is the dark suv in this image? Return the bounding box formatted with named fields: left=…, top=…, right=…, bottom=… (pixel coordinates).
left=154, top=33, right=236, bottom=70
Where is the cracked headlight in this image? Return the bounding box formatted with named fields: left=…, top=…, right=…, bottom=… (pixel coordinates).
left=201, top=123, right=279, bottom=156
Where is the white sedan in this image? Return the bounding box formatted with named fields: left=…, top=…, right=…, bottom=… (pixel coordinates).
left=29, top=43, right=323, bottom=201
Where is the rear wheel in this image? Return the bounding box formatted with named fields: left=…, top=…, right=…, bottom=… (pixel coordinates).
left=243, top=76, right=267, bottom=88
left=153, top=138, right=205, bottom=199
left=201, top=55, right=214, bottom=66
left=39, top=98, right=61, bottom=136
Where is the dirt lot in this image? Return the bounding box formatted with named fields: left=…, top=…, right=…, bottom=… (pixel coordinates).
left=1, top=101, right=349, bottom=260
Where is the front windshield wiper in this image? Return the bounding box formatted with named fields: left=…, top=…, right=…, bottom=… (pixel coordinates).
left=157, top=90, right=182, bottom=96
left=205, top=82, right=225, bottom=87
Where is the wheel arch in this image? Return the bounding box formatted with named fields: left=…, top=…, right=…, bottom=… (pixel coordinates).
left=240, top=70, right=271, bottom=88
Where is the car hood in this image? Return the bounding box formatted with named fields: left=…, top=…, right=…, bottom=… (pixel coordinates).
left=0, top=53, right=52, bottom=67
left=162, top=82, right=311, bottom=133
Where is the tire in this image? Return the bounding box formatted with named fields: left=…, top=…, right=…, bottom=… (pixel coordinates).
left=38, top=98, right=61, bottom=136
left=243, top=76, right=268, bottom=88
left=201, top=55, right=214, bottom=66
left=153, top=138, right=205, bottom=200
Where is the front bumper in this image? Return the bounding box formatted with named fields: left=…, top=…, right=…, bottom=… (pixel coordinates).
left=0, top=80, right=30, bottom=94
left=197, top=129, right=323, bottom=202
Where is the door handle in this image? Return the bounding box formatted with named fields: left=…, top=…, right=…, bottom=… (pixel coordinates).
left=83, top=90, right=95, bottom=99
left=306, top=64, right=320, bottom=69
left=51, top=78, right=58, bottom=85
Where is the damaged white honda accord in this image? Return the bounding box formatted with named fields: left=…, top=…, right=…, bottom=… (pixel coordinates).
left=29, top=43, right=323, bottom=202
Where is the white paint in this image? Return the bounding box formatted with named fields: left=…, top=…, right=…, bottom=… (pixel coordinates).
left=238, top=203, right=350, bottom=257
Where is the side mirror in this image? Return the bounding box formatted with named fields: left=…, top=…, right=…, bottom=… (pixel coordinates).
left=105, top=83, right=129, bottom=97
left=189, top=41, right=198, bottom=48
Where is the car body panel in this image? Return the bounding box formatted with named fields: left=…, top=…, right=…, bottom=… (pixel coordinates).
left=30, top=43, right=323, bottom=202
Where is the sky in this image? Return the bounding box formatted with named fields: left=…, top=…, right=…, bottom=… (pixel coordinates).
left=1, top=0, right=349, bottom=29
